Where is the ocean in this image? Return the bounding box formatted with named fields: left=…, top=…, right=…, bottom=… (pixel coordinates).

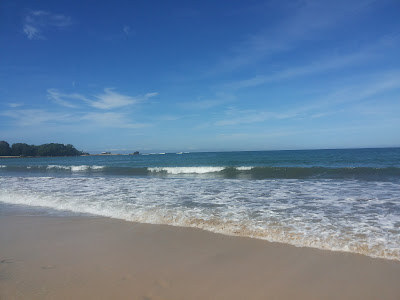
left=1, top=148, right=399, bottom=260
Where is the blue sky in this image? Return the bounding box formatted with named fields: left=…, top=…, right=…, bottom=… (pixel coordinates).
left=1, top=0, right=400, bottom=153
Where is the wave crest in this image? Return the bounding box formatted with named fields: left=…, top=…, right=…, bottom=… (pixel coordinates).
left=1, top=164, right=400, bottom=180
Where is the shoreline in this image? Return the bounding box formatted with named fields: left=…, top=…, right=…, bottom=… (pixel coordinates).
left=0, top=154, right=126, bottom=159
left=1, top=215, right=399, bottom=299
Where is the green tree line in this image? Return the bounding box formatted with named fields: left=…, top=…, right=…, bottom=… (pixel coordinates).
left=0, top=141, right=86, bottom=157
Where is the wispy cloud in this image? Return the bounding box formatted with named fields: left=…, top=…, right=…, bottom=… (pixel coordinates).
left=90, top=89, right=158, bottom=109
left=225, top=34, right=399, bottom=89
left=47, top=89, right=85, bottom=108
left=1, top=109, right=73, bottom=126
left=123, top=25, right=133, bottom=36
left=212, top=0, right=376, bottom=73
left=23, top=10, right=73, bottom=40
left=2, top=108, right=150, bottom=130
left=215, top=70, right=400, bottom=126
left=23, top=24, right=41, bottom=40
left=226, top=49, right=371, bottom=90
left=47, top=88, right=158, bottom=109
left=90, top=88, right=139, bottom=109
left=300, top=70, right=400, bottom=112
left=7, top=103, right=24, bottom=108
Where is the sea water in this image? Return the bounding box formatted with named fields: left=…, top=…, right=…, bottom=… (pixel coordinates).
left=0, top=148, right=399, bottom=260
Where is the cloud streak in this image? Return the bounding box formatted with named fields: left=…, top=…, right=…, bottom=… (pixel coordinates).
left=47, top=88, right=158, bottom=110
left=215, top=70, right=400, bottom=126
left=1, top=109, right=73, bottom=126
left=2, top=108, right=150, bottom=130
left=212, top=0, right=377, bottom=73
left=225, top=34, right=399, bottom=90
left=23, top=10, right=73, bottom=40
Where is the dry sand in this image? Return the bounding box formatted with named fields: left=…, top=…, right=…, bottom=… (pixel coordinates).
left=1, top=215, right=399, bottom=300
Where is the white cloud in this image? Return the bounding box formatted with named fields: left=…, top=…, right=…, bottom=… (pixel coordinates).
left=1, top=108, right=150, bottom=130
left=1, top=109, right=73, bottom=126
left=7, top=103, right=23, bottom=108
left=123, top=25, right=133, bottom=36
left=23, top=10, right=73, bottom=40
left=47, top=88, right=158, bottom=110
left=23, top=24, right=42, bottom=40
left=90, top=89, right=157, bottom=109
left=47, top=89, right=86, bottom=108
left=145, top=92, right=158, bottom=98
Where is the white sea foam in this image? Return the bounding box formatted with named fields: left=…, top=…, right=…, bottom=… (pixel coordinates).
left=46, top=165, right=105, bottom=171
left=91, top=165, right=105, bottom=170
left=0, top=176, right=399, bottom=260
left=148, top=166, right=225, bottom=174
left=237, top=166, right=253, bottom=171
left=47, top=165, right=71, bottom=170
left=70, top=165, right=90, bottom=171
left=148, top=166, right=253, bottom=174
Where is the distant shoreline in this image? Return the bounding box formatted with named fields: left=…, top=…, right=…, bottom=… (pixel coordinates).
left=0, top=153, right=130, bottom=159
left=0, top=155, right=88, bottom=159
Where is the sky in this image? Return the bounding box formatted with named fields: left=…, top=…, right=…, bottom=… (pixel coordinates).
left=1, top=0, right=400, bottom=153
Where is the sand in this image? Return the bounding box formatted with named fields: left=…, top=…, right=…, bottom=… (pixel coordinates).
left=1, top=215, right=400, bottom=300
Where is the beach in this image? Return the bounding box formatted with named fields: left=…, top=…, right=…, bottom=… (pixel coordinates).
left=1, top=215, right=400, bottom=300
left=1, top=149, right=400, bottom=299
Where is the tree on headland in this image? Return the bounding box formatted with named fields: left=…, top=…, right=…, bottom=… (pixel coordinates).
left=0, top=141, right=85, bottom=157
left=11, top=143, right=37, bottom=156
left=36, top=143, right=82, bottom=156
left=0, top=141, right=11, bottom=156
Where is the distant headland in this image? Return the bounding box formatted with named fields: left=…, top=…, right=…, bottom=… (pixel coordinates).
left=0, top=141, right=88, bottom=157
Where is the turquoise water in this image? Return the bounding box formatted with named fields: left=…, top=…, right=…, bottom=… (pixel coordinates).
left=1, top=148, right=400, bottom=260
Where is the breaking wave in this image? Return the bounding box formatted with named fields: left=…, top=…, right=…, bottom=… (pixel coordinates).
left=0, top=176, right=399, bottom=260
left=1, top=165, right=400, bottom=180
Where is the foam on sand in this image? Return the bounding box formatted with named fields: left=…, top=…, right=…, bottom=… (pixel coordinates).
left=1, top=176, right=399, bottom=260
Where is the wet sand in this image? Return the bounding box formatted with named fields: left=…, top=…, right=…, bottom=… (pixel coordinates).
left=1, top=215, right=399, bottom=300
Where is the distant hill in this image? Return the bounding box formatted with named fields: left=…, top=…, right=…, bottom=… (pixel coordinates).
left=0, top=141, right=87, bottom=157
